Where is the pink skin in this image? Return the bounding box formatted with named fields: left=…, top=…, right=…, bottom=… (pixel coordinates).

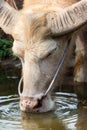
left=20, top=95, right=55, bottom=113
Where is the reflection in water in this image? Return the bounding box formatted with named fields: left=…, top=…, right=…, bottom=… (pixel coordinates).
left=76, top=107, right=87, bottom=130
left=21, top=112, right=67, bottom=130
left=0, top=71, right=87, bottom=130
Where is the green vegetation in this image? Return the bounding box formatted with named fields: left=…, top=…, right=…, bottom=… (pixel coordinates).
left=0, top=39, right=13, bottom=60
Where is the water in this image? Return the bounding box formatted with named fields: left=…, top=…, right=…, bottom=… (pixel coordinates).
left=0, top=71, right=87, bottom=130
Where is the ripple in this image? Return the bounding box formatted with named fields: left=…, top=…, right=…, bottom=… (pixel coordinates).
left=54, top=92, right=78, bottom=130
left=0, top=95, right=23, bottom=130
left=0, top=92, right=84, bottom=130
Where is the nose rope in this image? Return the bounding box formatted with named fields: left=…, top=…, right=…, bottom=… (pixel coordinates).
left=44, top=39, right=71, bottom=96
left=18, top=56, right=24, bottom=96
left=18, top=77, right=23, bottom=96
left=18, top=39, right=71, bottom=97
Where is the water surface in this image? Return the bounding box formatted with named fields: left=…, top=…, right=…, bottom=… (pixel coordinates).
left=0, top=70, right=87, bottom=130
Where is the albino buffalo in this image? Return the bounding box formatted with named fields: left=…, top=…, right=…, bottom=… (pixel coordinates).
left=0, top=0, right=87, bottom=112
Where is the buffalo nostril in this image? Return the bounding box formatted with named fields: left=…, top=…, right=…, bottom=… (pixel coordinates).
left=33, top=99, right=42, bottom=109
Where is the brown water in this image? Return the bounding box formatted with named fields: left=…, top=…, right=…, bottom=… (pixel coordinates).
left=0, top=70, right=87, bottom=130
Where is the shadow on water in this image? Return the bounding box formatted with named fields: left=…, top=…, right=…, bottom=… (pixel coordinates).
left=0, top=70, right=87, bottom=130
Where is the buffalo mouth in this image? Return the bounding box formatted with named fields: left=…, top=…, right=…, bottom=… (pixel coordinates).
left=18, top=78, right=55, bottom=112
left=19, top=95, right=55, bottom=113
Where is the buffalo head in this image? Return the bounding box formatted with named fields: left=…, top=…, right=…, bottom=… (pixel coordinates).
left=0, top=0, right=87, bottom=112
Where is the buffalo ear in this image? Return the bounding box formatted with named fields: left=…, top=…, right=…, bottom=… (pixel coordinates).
left=0, top=0, right=20, bottom=35
left=46, top=0, right=87, bottom=36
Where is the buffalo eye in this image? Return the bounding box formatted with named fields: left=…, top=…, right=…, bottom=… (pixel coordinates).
left=44, top=47, right=57, bottom=59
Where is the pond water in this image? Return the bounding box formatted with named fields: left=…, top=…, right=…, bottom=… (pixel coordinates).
left=0, top=70, right=87, bottom=130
